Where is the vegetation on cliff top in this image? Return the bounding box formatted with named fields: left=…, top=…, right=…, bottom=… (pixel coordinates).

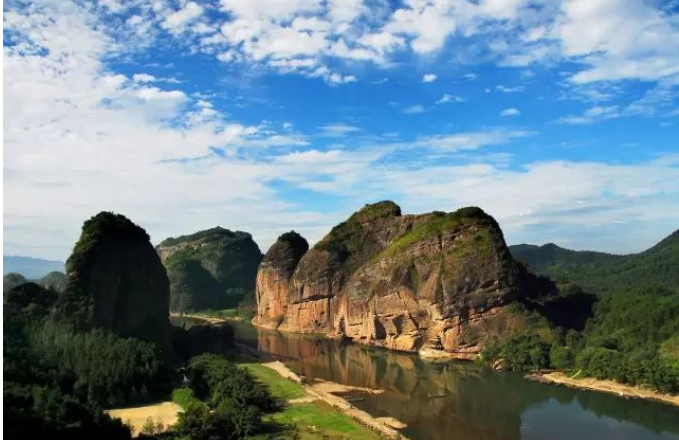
left=160, top=227, right=262, bottom=313
left=72, top=212, right=150, bottom=256
left=382, top=207, right=499, bottom=258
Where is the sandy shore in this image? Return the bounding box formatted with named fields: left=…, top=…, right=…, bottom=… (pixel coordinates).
left=106, top=401, right=182, bottom=436
left=170, top=312, right=235, bottom=324
left=528, top=372, right=679, bottom=407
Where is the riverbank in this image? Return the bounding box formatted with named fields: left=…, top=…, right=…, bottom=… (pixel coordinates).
left=528, top=372, right=679, bottom=407
left=170, top=311, right=245, bottom=324
left=246, top=357, right=407, bottom=439
left=106, top=401, right=182, bottom=436
left=175, top=312, right=408, bottom=439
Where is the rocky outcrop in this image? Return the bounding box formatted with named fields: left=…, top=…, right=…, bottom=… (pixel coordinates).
left=57, top=212, right=171, bottom=350
left=3, top=273, right=27, bottom=294
left=254, top=231, right=309, bottom=328
left=157, top=227, right=262, bottom=312
left=255, top=201, right=553, bottom=357
left=40, top=271, right=67, bottom=293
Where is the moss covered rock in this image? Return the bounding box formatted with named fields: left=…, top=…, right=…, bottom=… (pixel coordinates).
left=157, top=227, right=262, bottom=312
left=39, top=271, right=67, bottom=293
left=56, top=212, right=171, bottom=350
left=3, top=273, right=27, bottom=294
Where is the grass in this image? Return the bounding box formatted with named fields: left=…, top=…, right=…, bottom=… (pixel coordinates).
left=241, top=363, right=305, bottom=400
left=264, top=402, right=382, bottom=440
left=241, top=361, right=381, bottom=440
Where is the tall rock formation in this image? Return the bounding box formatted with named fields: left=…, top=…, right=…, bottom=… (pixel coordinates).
left=157, top=227, right=262, bottom=312
left=254, top=231, right=309, bottom=328
left=255, top=201, right=552, bottom=357
left=57, top=212, right=171, bottom=350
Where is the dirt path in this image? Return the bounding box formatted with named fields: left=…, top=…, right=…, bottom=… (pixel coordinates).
left=106, top=401, right=182, bottom=436
left=528, top=372, right=679, bottom=407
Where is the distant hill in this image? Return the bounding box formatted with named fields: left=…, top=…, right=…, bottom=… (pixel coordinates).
left=510, top=230, right=679, bottom=293
left=3, top=255, right=65, bottom=279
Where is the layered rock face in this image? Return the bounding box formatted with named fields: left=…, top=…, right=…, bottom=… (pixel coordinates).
left=254, top=231, right=309, bottom=328
left=57, top=212, right=171, bottom=350
left=157, top=227, right=262, bottom=312
left=255, top=201, right=550, bottom=356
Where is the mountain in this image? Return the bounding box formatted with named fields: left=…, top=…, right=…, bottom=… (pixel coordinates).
left=56, top=211, right=171, bottom=350
left=254, top=201, right=556, bottom=357
left=510, top=230, right=679, bottom=293
left=157, top=227, right=262, bottom=312
left=3, top=255, right=64, bottom=279
left=39, top=271, right=68, bottom=293
left=3, top=273, right=27, bottom=293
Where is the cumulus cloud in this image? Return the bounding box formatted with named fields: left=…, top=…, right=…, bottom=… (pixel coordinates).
left=500, top=108, right=521, bottom=116
left=422, top=73, right=438, bottom=83
left=4, top=0, right=679, bottom=261
left=162, top=2, right=204, bottom=34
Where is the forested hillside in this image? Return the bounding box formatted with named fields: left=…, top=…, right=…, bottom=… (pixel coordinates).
left=510, top=230, right=679, bottom=293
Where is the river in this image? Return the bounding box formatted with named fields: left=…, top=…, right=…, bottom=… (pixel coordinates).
left=173, top=316, right=679, bottom=440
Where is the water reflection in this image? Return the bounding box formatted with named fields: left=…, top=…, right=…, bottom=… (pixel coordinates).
left=251, top=326, right=679, bottom=440
left=173, top=317, right=679, bottom=440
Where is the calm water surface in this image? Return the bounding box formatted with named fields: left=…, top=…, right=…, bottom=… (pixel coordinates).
left=173, top=317, right=679, bottom=440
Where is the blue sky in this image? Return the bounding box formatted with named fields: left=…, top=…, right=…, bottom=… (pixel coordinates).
left=4, top=0, right=679, bottom=260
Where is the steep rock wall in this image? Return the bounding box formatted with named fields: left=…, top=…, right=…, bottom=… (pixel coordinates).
left=255, top=201, right=551, bottom=356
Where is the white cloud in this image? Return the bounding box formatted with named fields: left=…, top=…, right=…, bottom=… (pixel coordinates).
left=463, top=73, right=478, bottom=81
left=500, top=107, right=521, bottom=116
left=162, top=2, right=204, bottom=35
left=553, top=0, right=679, bottom=83
left=410, top=129, right=532, bottom=151
left=133, top=73, right=156, bottom=83
left=3, top=0, right=322, bottom=259
left=558, top=105, right=620, bottom=124
left=436, top=94, right=465, bottom=104
left=403, top=104, right=426, bottom=114
left=422, top=73, right=438, bottom=83
left=5, top=0, right=679, bottom=261
left=496, top=84, right=526, bottom=93
left=319, top=123, right=362, bottom=137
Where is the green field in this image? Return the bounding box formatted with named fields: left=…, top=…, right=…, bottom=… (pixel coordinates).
left=240, top=362, right=382, bottom=440
left=241, top=363, right=305, bottom=400
left=264, top=401, right=382, bottom=440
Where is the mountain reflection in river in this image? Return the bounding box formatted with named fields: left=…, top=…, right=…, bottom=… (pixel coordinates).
left=173, top=317, right=679, bottom=440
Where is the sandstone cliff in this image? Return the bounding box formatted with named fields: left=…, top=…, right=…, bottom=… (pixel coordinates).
left=157, top=227, right=262, bottom=312
left=255, top=201, right=553, bottom=356
left=255, top=231, right=309, bottom=328
left=57, top=212, right=171, bottom=350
